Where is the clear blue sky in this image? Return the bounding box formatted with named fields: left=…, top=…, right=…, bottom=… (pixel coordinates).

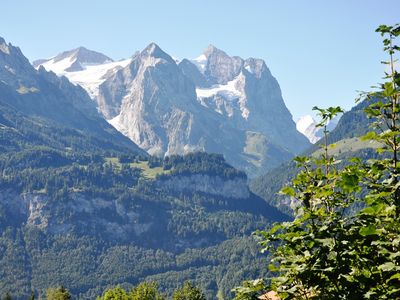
left=1, top=0, right=399, bottom=119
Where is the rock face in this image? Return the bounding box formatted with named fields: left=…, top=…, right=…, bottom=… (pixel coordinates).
left=156, top=174, right=250, bottom=199
left=35, top=43, right=311, bottom=176
left=0, top=36, right=144, bottom=153
left=105, top=43, right=223, bottom=157
left=0, top=169, right=250, bottom=241
left=0, top=189, right=151, bottom=241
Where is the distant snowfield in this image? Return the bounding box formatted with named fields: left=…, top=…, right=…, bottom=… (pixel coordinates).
left=196, top=77, right=242, bottom=100
left=40, top=58, right=131, bottom=99
left=195, top=75, right=250, bottom=120
left=63, top=59, right=131, bottom=99
left=296, top=115, right=315, bottom=134
left=296, top=115, right=340, bottom=144
left=191, top=54, right=207, bottom=73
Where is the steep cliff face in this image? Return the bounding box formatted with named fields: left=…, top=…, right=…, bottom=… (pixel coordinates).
left=0, top=169, right=250, bottom=242
left=103, top=44, right=223, bottom=157
left=155, top=174, right=250, bottom=199
left=0, top=36, right=144, bottom=153
left=35, top=43, right=310, bottom=176
left=0, top=189, right=152, bottom=241
left=100, top=44, right=310, bottom=176
left=195, top=46, right=307, bottom=155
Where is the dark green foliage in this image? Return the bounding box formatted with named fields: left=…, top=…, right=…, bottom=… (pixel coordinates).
left=250, top=99, right=379, bottom=216
left=0, top=126, right=283, bottom=299
left=172, top=282, right=205, bottom=300
left=236, top=23, right=400, bottom=300
left=129, top=282, right=165, bottom=300
left=0, top=101, right=142, bottom=157
left=45, top=286, right=71, bottom=300
left=326, top=99, right=375, bottom=143
left=162, top=152, right=246, bottom=179
left=0, top=30, right=282, bottom=300
left=96, top=283, right=165, bottom=300
left=3, top=292, right=12, bottom=300
left=96, top=286, right=129, bottom=300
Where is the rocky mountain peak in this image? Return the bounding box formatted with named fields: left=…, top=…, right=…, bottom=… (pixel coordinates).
left=33, top=46, right=113, bottom=72
left=141, top=42, right=174, bottom=63
left=178, top=59, right=210, bottom=88
left=0, top=37, right=37, bottom=88
left=201, top=45, right=244, bottom=84
left=243, top=58, right=268, bottom=78
left=203, top=44, right=227, bottom=58
left=32, top=42, right=311, bottom=176
left=0, top=37, right=10, bottom=54
left=0, top=37, right=9, bottom=54
left=71, top=46, right=113, bottom=63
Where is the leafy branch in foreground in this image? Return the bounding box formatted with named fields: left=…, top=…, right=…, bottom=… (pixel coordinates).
left=234, top=23, right=400, bottom=300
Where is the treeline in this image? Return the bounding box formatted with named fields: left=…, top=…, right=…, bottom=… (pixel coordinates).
left=1, top=281, right=205, bottom=300
left=160, top=152, right=246, bottom=179
left=0, top=157, right=141, bottom=197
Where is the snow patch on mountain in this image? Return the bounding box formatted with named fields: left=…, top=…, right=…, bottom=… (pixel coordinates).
left=61, top=59, right=131, bottom=99
left=191, top=54, right=207, bottom=73
left=34, top=47, right=129, bottom=99
left=0, top=41, right=10, bottom=55
left=296, top=115, right=321, bottom=144
left=196, top=77, right=242, bottom=100
left=296, top=115, right=315, bottom=133
left=296, top=115, right=340, bottom=144
left=40, top=56, right=75, bottom=74
left=39, top=58, right=131, bottom=99
left=196, top=74, right=249, bottom=119
left=108, top=114, right=125, bottom=135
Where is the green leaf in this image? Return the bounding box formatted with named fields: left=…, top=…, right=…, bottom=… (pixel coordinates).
left=361, top=131, right=378, bottom=141
left=359, top=225, right=378, bottom=236
left=279, top=186, right=296, bottom=197
left=378, top=262, right=396, bottom=272
left=387, top=273, right=400, bottom=282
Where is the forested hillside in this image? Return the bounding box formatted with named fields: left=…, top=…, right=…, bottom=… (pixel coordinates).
left=0, top=101, right=287, bottom=299
left=250, top=99, right=378, bottom=214
left=0, top=36, right=290, bottom=299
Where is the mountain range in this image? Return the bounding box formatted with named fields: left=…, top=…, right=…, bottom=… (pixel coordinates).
left=0, top=37, right=290, bottom=299
left=0, top=37, right=143, bottom=155
left=0, top=33, right=374, bottom=300
left=34, top=44, right=310, bottom=176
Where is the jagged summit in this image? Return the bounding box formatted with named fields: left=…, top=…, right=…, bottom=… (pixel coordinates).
left=33, top=47, right=113, bottom=72
left=203, top=44, right=225, bottom=57
left=0, top=37, right=37, bottom=88
left=0, top=37, right=24, bottom=58
left=34, top=43, right=310, bottom=176
left=57, top=46, right=112, bottom=63
left=0, top=37, right=10, bottom=55
left=141, top=42, right=175, bottom=62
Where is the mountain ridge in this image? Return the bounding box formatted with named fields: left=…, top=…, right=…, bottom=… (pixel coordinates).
left=32, top=46, right=113, bottom=72
left=35, top=43, right=310, bottom=177
left=0, top=36, right=145, bottom=155
left=0, top=37, right=290, bottom=299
